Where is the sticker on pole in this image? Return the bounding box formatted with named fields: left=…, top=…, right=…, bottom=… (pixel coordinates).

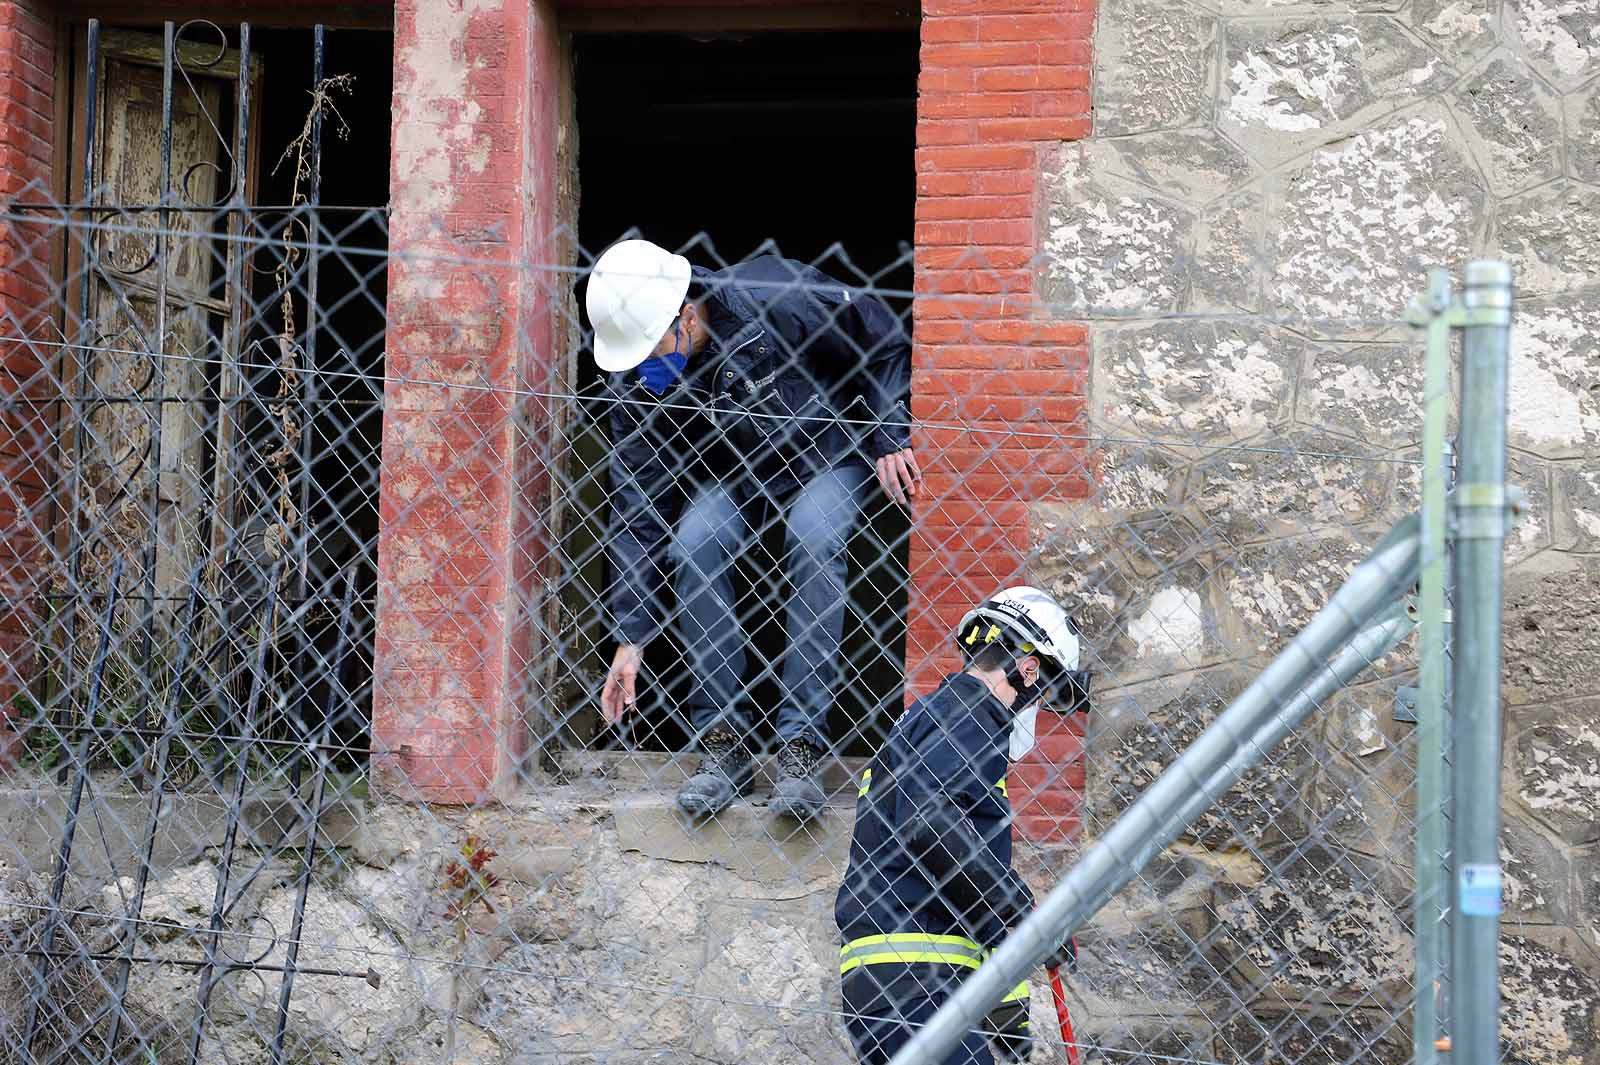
left=1459, top=864, right=1502, bottom=916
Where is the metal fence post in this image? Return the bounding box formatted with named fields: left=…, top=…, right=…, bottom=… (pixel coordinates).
left=1449, top=260, right=1514, bottom=1065
left=1411, top=268, right=1452, bottom=1065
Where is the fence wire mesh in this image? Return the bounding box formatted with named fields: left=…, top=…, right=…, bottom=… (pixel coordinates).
left=0, top=20, right=1512, bottom=1065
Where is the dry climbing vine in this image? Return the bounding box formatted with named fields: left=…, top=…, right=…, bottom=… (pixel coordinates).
left=260, top=73, right=355, bottom=570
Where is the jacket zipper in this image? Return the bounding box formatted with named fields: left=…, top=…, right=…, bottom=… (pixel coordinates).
left=725, top=331, right=762, bottom=360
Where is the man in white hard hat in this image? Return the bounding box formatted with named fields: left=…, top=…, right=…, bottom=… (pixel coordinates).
left=834, top=586, right=1091, bottom=1064
left=590, top=239, right=919, bottom=821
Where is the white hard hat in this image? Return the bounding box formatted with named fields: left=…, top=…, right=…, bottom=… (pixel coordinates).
left=586, top=239, right=693, bottom=372
left=957, top=585, right=1082, bottom=671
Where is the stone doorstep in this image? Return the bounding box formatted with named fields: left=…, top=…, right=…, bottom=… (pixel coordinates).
left=611, top=792, right=854, bottom=885
left=543, top=749, right=871, bottom=803
left=0, top=750, right=867, bottom=884
left=0, top=782, right=368, bottom=882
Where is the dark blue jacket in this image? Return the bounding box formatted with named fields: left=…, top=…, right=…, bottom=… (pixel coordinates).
left=604, top=256, right=912, bottom=644
left=834, top=673, right=1035, bottom=949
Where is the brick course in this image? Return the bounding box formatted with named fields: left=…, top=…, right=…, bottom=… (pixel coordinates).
left=909, top=0, right=1095, bottom=843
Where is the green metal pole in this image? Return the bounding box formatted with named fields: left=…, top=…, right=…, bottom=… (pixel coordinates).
left=1450, top=260, right=1513, bottom=1065
left=1413, top=269, right=1452, bottom=1065
left=1439, top=433, right=1456, bottom=1042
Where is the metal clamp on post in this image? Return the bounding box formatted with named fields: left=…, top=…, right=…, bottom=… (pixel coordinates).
left=1452, top=482, right=1525, bottom=541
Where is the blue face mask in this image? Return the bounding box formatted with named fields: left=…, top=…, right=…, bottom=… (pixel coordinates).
left=637, top=321, right=688, bottom=395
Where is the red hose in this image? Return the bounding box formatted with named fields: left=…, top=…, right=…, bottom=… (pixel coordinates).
left=1047, top=967, right=1080, bottom=1065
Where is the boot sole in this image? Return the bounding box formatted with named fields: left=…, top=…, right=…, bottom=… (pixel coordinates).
left=769, top=802, right=824, bottom=822
left=675, top=775, right=755, bottom=819
left=769, top=789, right=826, bottom=821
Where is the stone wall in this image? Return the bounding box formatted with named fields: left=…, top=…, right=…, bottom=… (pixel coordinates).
left=3, top=778, right=1387, bottom=1065
left=2, top=784, right=1071, bottom=1065
left=1028, top=0, right=1600, bottom=1061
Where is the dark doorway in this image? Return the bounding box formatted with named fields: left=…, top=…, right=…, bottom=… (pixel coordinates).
left=567, top=30, right=917, bottom=757
left=246, top=28, right=391, bottom=762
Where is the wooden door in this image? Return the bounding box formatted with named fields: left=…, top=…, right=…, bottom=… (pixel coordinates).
left=66, top=29, right=261, bottom=625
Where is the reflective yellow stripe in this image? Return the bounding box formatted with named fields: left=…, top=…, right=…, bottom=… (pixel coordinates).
left=840, top=950, right=983, bottom=974
left=858, top=768, right=872, bottom=797
left=1001, top=979, right=1029, bottom=1003
left=840, top=933, right=986, bottom=974
left=995, top=776, right=1008, bottom=797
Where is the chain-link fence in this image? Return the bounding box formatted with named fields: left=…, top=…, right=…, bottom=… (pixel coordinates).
left=0, top=17, right=1543, bottom=1065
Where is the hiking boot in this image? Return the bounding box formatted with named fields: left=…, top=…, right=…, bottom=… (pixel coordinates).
left=770, top=739, right=826, bottom=821
left=676, top=728, right=755, bottom=818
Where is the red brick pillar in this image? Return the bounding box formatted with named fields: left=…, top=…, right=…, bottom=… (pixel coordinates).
left=0, top=0, right=55, bottom=765
left=371, top=0, right=562, bottom=802
left=908, top=0, right=1095, bottom=843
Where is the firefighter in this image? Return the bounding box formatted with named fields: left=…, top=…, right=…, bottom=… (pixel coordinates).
left=834, top=586, right=1092, bottom=1065
left=588, top=239, right=916, bottom=822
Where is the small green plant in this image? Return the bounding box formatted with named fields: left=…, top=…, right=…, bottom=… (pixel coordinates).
left=438, top=835, right=499, bottom=1063
left=439, top=835, right=500, bottom=921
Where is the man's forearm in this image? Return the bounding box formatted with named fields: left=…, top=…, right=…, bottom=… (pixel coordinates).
left=608, top=532, right=670, bottom=645
left=865, top=342, right=912, bottom=457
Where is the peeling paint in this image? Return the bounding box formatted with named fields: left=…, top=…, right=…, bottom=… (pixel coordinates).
left=1041, top=153, right=1192, bottom=312
left=1453, top=58, right=1562, bottom=195
left=1095, top=0, right=1216, bottom=135
left=391, top=0, right=508, bottom=231
left=1520, top=720, right=1600, bottom=817
left=1272, top=113, right=1482, bottom=320
left=1129, top=586, right=1205, bottom=660
left=1499, top=934, right=1599, bottom=1062
left=1215, top=850, right=1414, bottom=997
left=1097, top=323, right=1296, bottom=441
left=1512, top=0, right=1600, bottom=80
left=1508, top=306, right=1600, bottom=454
left=1300, top=347, right=1423, bottom=446
left=1500, top=186, right=1600, bottom=295
left=1422, top=0, right=1495, bottom=40
left=1225, top=27, right=1362, bottom=132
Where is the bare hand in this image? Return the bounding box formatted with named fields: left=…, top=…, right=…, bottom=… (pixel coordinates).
left=875, top=448, right=921, bottom=504
left=601, top=643, right=643, bottom=724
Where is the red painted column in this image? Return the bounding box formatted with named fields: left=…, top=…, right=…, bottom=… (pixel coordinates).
left=908, top=0, right=1096, bottom=843
left=0, top=0, right=55, bottom=765
left=371, top=0, right=562, bottom=802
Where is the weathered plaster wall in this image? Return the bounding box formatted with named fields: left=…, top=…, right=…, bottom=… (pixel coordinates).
left=0, top=0, right=56, bottom=764
left=1029, top=0, right=1600, bottom=1061
left=372, top=0, right=565, bottom=803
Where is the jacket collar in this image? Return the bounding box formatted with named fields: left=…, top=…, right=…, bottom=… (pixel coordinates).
left=941, top=671, right=1011, bottom=730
